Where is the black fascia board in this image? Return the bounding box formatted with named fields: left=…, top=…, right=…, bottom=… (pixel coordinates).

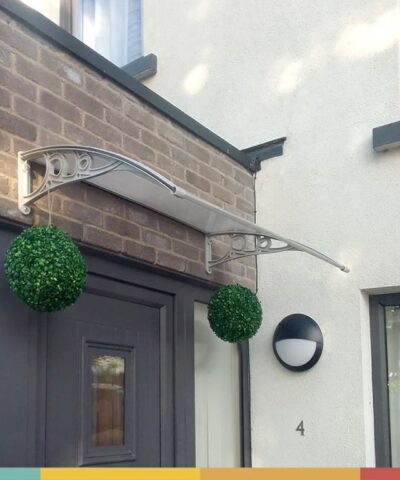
left=0, top=0, right=255, bottom=172
left=373, top=121, right=400, bottom=152
left=242, top=137, right=286, bottom=171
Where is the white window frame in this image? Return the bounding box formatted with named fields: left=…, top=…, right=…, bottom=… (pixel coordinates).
left=22, top=0, right=143, bottom=67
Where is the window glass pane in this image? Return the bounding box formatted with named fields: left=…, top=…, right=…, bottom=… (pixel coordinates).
left=91, top=355, right=125, bottom=447
left=20, top=0, right=61, bottom=25
left=79, top=0, right=142, bottom=67
left=385, top=306, right=400, bottom=466
left=194, top=302, right=241, bottom=467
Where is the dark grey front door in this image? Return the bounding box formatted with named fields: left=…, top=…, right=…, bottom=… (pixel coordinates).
left=44, top=273, right=174, bottom=467
left=0, top=222, right=201, bottom=467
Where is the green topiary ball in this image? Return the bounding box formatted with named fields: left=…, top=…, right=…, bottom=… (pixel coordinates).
left=207, top=284, right=262, bottom=343
left=4, top=225, right=87, bottom=312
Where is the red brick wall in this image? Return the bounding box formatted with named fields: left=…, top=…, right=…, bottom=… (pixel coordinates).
left=0, top=10, right=256, bottom=289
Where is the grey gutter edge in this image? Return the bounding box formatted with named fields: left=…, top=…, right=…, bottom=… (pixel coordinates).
left=0, top=0, right=254, bottom=172
left=243, top=137, right=286, bottom=171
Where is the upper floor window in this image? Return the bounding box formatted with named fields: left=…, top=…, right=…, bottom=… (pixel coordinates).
left=21, top=0, right=143, bottom=67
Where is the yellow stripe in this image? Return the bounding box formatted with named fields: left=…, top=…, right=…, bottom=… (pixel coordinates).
left=41, top=467, right=361, bottom=480
left=41, top=467, right=201, bottom=480
left=200, top=468, right=360, bottom=480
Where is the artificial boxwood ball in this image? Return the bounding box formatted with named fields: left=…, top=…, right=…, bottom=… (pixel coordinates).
left=5, top=225, right=87, bottom=312
left=208, top=284, right=262, bottom=343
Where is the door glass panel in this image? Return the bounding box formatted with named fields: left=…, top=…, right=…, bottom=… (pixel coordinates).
left=385, top=306, right=400, bottom=465
left=91, top=355, right=125, bottom=447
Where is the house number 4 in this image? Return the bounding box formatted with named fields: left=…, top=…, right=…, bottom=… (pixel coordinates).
left=296, top=421, right=305, bottom=436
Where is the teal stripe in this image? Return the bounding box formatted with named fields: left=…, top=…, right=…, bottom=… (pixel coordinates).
left=0, top=469, right=40, bottom=480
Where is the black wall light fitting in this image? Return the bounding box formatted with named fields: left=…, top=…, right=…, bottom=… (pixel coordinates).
left=273, top=314, right=323, bottom=372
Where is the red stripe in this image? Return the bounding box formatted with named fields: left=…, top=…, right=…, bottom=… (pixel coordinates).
left=361, top=468, right=400, bottom=480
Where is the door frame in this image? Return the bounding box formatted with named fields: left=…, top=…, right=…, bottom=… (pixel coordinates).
left=369, top=293, right=400, bottom=467
left=0, top=218, right=251, bottom=467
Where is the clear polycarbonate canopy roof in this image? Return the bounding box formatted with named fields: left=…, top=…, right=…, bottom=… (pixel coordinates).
left=18, top=145, right=349, bottom=273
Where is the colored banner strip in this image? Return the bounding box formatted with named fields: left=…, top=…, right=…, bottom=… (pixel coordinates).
left=0, top=469, right=40, bottom=480
left=361, top=468, right=400, bottom=480
left=0, top=467, right=399, bottom=480
left=41, top=468, right=200, bottom=480
left=202, top=468, right=360, bottom=480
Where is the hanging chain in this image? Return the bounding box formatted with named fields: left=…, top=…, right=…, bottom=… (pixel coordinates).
left=47, top=189, right=54, bottom=225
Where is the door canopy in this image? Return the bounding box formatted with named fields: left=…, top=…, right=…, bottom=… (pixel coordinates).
left=18, top=145, right=349, bottom=274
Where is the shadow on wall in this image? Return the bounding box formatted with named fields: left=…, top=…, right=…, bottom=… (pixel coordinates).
left=162, top=1, right=400, bottom=95
left=270, top=4, right=400, bottom=95
left=145, top=0, right=400, bottom=145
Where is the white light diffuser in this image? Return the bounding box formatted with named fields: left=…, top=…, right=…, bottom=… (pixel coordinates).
left=274, top=339, right=317, bottom=367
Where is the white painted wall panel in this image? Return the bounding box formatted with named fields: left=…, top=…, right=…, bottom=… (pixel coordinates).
left=194, top=302, right=241, bottom=467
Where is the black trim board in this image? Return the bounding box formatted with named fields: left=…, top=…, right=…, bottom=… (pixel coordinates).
left=243, top=137, right=286, bottom=171
left=0, top=0, right=256, bottom=172
left=239, top=341, right=252, bottom=466
left=123, top=53, right=157, bottom=81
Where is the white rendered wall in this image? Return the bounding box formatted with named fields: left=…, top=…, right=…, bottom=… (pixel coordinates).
left=143, top=0, right=400, bottom=466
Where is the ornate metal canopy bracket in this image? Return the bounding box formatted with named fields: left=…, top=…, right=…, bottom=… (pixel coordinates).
left=18, top=145, right=175, bottom=215
left=18, top=148, right=124, bottom=215
left=205, top=232, right=350, bottom=274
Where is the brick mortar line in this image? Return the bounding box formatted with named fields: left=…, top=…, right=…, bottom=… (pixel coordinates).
left=11, top=94, right=64, bottom=132
left=154, top=114, right=245, bottom=167
left=155, top=246, right=201, bottom=264
left=61, top=84, right=105, bottom=122
left=61, top=120, right=105, bottom=146
left=80, top=225, right=202, bottom=264
left=1, top=104, right=70, bottom=147
left=0, top=31, right=39, bottom=62
left=14, top=55, right=63, bottom=90
left=41, top=44, right=85, bottom=72
left=151, top=119, right=214, bottom=154
left=83, top=113, right=122, bottom=142
left=0, top=106, right=40, bottom=143
left=9, top=55, right=66, bottom=101
left=11, top=86, right=83, bottom=129
left=83, top=72, right=123, bottom=98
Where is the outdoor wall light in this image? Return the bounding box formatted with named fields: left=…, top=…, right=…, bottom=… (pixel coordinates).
left=272, top=314, right=323, bottom=372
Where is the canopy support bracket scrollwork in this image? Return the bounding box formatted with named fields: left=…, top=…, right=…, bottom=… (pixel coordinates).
left=205, top=232, right=350, bottom=274
left=18, top=148, right=124, bottom=215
